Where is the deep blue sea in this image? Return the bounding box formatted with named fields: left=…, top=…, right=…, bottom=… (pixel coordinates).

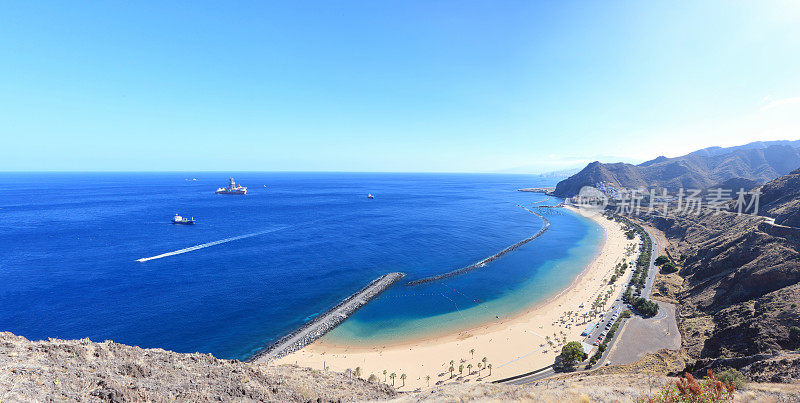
left=0, top=172, right=600, bottom=360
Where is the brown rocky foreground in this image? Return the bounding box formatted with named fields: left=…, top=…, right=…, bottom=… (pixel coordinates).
left=0, top=332, right=394, bottom=402
left=3, top=332, right=800, bottom=402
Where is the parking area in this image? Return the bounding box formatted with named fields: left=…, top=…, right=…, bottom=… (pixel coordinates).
left=605, top=301, right=680, bottom=365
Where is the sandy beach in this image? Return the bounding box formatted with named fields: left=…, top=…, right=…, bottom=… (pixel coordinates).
left=273, top=206, right=636, bottom=390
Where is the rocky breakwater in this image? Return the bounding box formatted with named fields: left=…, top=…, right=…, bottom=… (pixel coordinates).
left=406, top=207, right=550, bottom=286
left=251, top=272, right=405, bottom=363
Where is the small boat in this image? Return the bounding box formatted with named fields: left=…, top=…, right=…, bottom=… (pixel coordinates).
left=367, top=193, right=375, bottom=199
left=172, top=214, right=195, bottom=225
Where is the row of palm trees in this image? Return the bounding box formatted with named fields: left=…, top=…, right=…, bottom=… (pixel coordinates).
left=346, top=367, right=409, bottom=387
left=344, top=350, right=494, bottom=388
left=446, top=356, right=492, bottom=379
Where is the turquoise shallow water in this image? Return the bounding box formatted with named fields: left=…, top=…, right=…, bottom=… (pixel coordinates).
left=0, top=172, right=602, bottom=359
left=324, top=211, right=602, bottom=345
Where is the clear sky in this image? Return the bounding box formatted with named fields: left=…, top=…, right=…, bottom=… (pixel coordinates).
left=2, top=1, right=800, bottom=172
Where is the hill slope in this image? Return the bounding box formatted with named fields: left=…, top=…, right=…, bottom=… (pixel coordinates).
left=3, top=332, right=799, bottom=402
left=760, top=167, right=800, bottom=227
left=632, top=168, right=800, bottom=365
left=0, top=332, right=394, bottom=402
left=553, top=143, right=800, bottom=197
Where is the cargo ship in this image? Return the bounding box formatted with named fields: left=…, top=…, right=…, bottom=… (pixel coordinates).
left=215, top=177, right=247, bottom=195
left=172, top=214, right=195, bottom=225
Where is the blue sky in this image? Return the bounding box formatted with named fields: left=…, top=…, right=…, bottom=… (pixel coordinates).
left=1, top=1, right=799, bottom=172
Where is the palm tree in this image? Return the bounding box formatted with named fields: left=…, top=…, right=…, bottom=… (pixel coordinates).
left=458, top=364, right=464, bottom=375
left=425, top=375, right=430, bottom=386
left=477, top=362, right=482, bottom=373
left=449, top=359, right=455, bottom=368
left=400, top=373, right=406, bottom=387
left=354, top=367, right=362, bottom=379
left=382, top=369, right=387, bottom=382
left=467, top=363, right=472, bottom=375
left=390, top=372, right=396, bottom=386
left=469, top=348, right=475, bottom=359
left=487, top=363, right=492, bottom=376
left=448, top=365, right=454, bottom=379
left=345, top=368, right=352, bottom=378
left=482, top=357, right=487, bottom=367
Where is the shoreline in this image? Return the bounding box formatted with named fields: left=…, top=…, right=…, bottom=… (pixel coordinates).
left=314, top=209, right=599, bottom=351
left=273, top=206, right=634, bottom=390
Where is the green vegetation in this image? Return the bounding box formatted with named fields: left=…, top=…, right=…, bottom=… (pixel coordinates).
left=790, top=326, right=800, bottom=343
left=611, top=214, right=659, bottom=318
left=715, top=368, right=746, bottom=390
left=661, top=261, right=678, bottom=274
left=608, top=262, right=627, bottom=285
left=616, top=216, right=652, bottom=296
left=655, top=255, right=669, bottom=266
left=631, top=296, right=659, bottom=317
left=560, top=341, right=586, bottom=368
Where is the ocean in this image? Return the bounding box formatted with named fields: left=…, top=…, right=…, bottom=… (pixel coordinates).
left=0, top=172, right=601, bottom=360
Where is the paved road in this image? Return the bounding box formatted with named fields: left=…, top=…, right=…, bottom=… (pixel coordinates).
left=500, top=220, right=663, bottom=383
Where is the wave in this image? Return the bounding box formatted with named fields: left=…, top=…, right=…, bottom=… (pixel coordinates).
left=135, top=227, right=288, bottom=262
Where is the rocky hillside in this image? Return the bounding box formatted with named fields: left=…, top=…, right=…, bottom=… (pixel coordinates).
left=552, top=142, right=800, bottom=197
left=392, top=371, right=800, bottom=402
left=760, top=167, right=800, bottom=227
left=641, top=210, right=800, bottom=359
left=0, top=332, right=394, bottom=402
left=3, top=332, right=798, bottom=402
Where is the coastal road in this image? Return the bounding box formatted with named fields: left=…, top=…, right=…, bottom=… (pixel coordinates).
left=498, top=214, right=665, bottom=383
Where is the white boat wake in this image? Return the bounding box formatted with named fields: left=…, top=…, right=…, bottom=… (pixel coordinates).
left=136, top=227, right=287, bottom=262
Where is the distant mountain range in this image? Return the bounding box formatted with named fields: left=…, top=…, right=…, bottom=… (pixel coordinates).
left=552, top=140, right=800, bottom=197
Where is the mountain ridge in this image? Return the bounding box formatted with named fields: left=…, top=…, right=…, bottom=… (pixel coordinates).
left=552, top=141, right=800, bottom=197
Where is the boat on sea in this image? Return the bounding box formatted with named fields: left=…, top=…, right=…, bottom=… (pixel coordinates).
left=172, top=214, right=195, bottom=225
left=367, top=193, right=374, bottom=199
left=215, top=178, right=247, bottom=195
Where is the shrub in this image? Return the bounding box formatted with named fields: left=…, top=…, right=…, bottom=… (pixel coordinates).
left=661, top=262, right=678, bottom=273
left=655, top=255, right=669, bottom=266
left=790, top=326, right=800, bottom=342
left=644, top=370, right=735, bottom=402
left=632, top=297, right=659, bottom=317
left=560, top=341, right=586, bottom=366
left=715, top=368, right=746, bottom=390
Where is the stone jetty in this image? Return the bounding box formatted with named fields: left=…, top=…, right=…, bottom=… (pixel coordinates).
left=406, top=208, right=550, bottom=286
left=517, top=187, right=555, bottom=194
left=250, top=272, right=405, bottom=363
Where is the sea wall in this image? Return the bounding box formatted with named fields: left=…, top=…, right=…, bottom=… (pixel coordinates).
left=406, top=207, right=550, bottom=286
left=249, top=272, right=405, bottom=362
